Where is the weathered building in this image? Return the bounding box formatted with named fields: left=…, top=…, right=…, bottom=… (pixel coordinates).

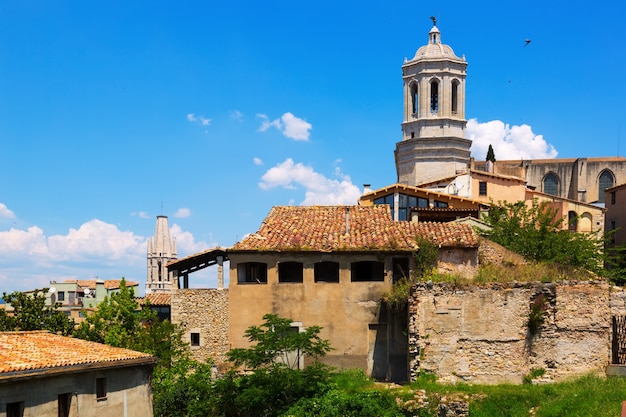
left=0, top=331, right=156, bottom=417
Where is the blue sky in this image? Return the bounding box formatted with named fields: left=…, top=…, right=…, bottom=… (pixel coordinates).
left=1, top=1, right=625, bottom=294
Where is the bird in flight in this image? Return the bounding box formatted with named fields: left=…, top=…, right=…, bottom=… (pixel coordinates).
left=524, top=39, right=532, bottom=47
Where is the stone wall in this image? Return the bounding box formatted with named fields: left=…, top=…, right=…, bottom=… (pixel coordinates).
left=171, top=288, right=230, bottom=364
left=409, top=280, right=626, bottom=384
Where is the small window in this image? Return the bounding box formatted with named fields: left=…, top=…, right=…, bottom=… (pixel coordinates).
left=611, top=191, right=616, bottom=205
left=392, top=258, right=410, bottom=283
left=96, top=377, right=107, bottom=401
left=314, top=261, right=339, bottom=283
left=237, top=262, right=268, bottom=283
left=57, top=291, right=65, bottom=302
left=479, top=181, right=487, bottom=196
left=568, top=211, right=577, bottom=231
left=191, top=332, right=200, bottom=347
left=278, top=262, right=303, bottom=283
left=351, top=261, right=385, bottom=282
left=451, top=80, right=459, bottom=113
left=611, top=220, right=617, bottom=244
left=7, top=402, right=24, bottom=417
left=434, top=200, right=448, bottom=208
left=430, top=80, right=439, bottom=112
left=410, top=82, right=418, bottom=114
left=58, top=393, right=72, bottom=417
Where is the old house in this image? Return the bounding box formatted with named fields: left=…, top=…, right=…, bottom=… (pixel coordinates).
left=227, top=205, right=478, bottom=381
left=0, top=331, right=156, bottom=417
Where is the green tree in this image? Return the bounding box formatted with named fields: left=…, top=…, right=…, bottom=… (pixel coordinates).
left=486, top=144, right=496, bottom=162
left=481, top=199, right=605, bottom=273
left=0, top=289, right=75, bottom=335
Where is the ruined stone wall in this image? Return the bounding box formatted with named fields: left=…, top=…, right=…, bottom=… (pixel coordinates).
left=409, top=280, right=619, bottom=384
left=171, top=288, right=230, bottom=364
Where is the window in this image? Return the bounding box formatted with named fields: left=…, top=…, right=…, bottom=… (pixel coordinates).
left=96, top=377, right=107, bottom=401
left=430, top=80, right=439, bottom=112
left=314, top=261, right=339, bottom=283
left=479, top=181, right=487, bottom=196
left=543, top=173, right=559, bottom=196
left=68, top=291, right=75, bottom=305
left=392, top=257, right=410, bottom=283
left=6, top=402, right=24, bottom=417
left=237, top=262, right=268, bottom=283
left=351, top=261, right=384, bottom=282
left=57, top=291, right=65, bottom=302
left=599, top=170, right=614, bottom=203
left=58, top=393, right=72, bottom=417
left=611, top=220, right=617, bottom=244
left=451, top=80, right=459, bottom=113
left=410, top=82, right=418, bottom=114
left=278, top=262, right=303, bottom=283
left=611, top=191, right=616, bottom=205
left=374, top=194, right=395, bottom=218
left=191, top=332, right=200, bottom=347
left=434, top=200, right=448, bottom=208
left=568, top=211, right=577, bottom=231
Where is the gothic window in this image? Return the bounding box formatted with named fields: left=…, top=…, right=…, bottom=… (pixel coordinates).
left=543, top=173, right=559, bottom=196
left=451, top=80, right=459, bottom=114
left=410, top=83, right=418, bottom=114
left=430, top=80, right=439, bottom=113
left=598, top=170, right=614, bottom=203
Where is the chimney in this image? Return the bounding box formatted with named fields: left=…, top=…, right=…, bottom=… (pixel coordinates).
left=363, top=184, right=371, bottom=194
left=345, top=207, right=350, bottom=235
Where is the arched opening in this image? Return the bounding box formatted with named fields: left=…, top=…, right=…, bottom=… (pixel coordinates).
left=598, top=170, right=614, bottom=203
left=568, top=211, right=577, bottom=231
left=543, top=173, right=559, bottom=196
left=430, top=79, right=439, bottom=113
left=451, top=80, right=459, bottom=114
left=579, top=212, right=593, bottom=232
left=410, top=82, right=418, bottom=114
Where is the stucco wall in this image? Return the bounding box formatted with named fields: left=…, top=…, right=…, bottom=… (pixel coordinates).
left=409, top=281, right=625, bottom=384
left=171, top=288, right=230, bottom=364
left=0, top=366, right=153, bottom=417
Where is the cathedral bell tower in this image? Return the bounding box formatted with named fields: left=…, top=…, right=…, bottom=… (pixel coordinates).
left=395, top=19, right=471, bottom=186
left=146, top=215, right=178, bottom=294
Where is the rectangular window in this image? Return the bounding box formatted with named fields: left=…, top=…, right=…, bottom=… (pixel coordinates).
left=612, top=191, right=616, bottom=205
left=57, top=291, right=65, bottom=302
left=278, top=262, right=304, bottom=283
left=392, top=257, right=410, bottom=283
left=191, top=332, right=200, bottom=347
left=96, top=377, right=107, bottom=401
left=314, top=261, right=340, bottom=283
left=58, top=393, right=72, bottom=417
left=479, top=181, right=487, bottom=196
left=237, top=262, right=268, bottom=284
left=68, top=291, right=75, bottom=305
left=351, top=261, right=385, bottom=282
left=7, top=402, right=24, bottom=417
left=611, top=220, right=617, bottom=244
left=434, top=201, right=448, bottom=208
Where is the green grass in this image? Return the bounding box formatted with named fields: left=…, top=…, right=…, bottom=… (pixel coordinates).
left=400, top=373, right=626, bottom=417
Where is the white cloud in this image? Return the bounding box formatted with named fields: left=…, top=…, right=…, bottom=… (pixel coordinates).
left=229, top=110, right=243, bottom=121
left=253, top=157, right=263, bottom=166
left=256, top=112, right=312, bottom=141
left=173, top=208, right=191, bottom=218
left=259, top=158, right=361, bottom=205
left=170, top=224, right=211, bottom=254
left=467, top=118, right=558, bottom=160
left=187, top=113, right=211, bottom=126
left=131, top=211, right=151, bottom=219
left=0, top=203, right=15, bottom=219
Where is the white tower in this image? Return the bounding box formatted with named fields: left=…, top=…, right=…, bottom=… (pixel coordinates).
left=146, top=215, right=178, bottom=293
left=395, top=19, right=471, bottom=186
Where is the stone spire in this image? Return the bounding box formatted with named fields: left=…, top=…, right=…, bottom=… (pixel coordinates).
left=146, top=215, right=178, bottom=294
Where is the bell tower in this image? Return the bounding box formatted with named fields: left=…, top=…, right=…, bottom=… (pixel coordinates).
left=146, top=215, right=178, bottom=293
left=395, top=19, right=471, bottom=186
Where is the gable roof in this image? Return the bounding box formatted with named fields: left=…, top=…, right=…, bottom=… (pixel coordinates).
left=63, top=279, right=139, bottom=290
left=360, top=183, right=489, bottom=207
left=138, top=293, right=171, bottom=306
left=0, top=331, right=156, bottom=381
left=230, top=206, right=478, bottom=252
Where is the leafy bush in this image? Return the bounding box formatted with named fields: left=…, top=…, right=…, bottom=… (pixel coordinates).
left=282, top=389, right=407, bottom=417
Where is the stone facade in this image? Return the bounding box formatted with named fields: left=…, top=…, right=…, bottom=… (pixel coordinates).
left=409, top=280, right=626, bottom=384
left=605, top=182, right=626, bottom=248
left=171, top=288, right=230, bottom=364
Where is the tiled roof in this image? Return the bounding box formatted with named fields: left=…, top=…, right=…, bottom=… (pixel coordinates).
left=0, top=331, right=155, bottom=378
left=138, top=293, right=171, bottom=306
left=230, top=206, right=478, bottom=252
left=64, top=279, right=139, bottom=290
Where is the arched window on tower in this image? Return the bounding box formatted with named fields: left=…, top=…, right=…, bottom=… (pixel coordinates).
left=543, top=173, right=559, bottom=196
left=430, top=80, right=439, bottom=113
left=451, top=80, right=459, bottom=114
left=410, top=83, right=418, bottom=114
left=598, top=170, right=614, bottom=203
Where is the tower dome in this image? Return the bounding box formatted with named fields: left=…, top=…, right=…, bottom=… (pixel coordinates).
left=410, top=25, right=464, bottom=62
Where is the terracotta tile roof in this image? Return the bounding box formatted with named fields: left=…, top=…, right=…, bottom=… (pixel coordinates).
left=64, top=279, right=139, bottom=290
left=230, top=206, right=478, bottom=252
left=0, top=331, right=156, bottom=378
left=138, top=293, right=171, bottom=306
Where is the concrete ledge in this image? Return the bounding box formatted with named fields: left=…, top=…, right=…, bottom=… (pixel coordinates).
left=606, top=365, right=626, bottom=377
